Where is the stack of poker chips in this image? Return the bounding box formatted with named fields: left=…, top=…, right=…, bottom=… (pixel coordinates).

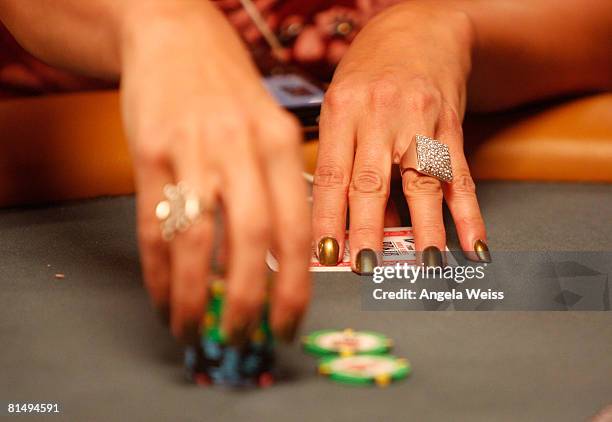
left=184, top=279, right=275, bottom=388
left=302, top=328, right=411, bottom=387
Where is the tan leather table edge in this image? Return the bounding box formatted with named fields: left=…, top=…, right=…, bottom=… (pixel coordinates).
left=1, top=91, right=611, bottom=207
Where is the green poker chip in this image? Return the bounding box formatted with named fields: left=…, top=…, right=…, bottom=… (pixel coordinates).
left=302, top=329, right=392, bottom=357
left=319, top=354, right=411, bottom=387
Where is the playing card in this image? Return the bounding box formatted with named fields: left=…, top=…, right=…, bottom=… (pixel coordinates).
left=266, top=227, right=421, bottom=272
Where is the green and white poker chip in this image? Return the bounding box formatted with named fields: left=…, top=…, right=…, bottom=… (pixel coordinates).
left=302, top=329, right=393, bottom=357
left=318, top=354, right=411, bottom=387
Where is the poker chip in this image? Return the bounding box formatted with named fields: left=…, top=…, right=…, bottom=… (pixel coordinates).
left=318, top=354, right=411, bottom=387
left=185, top=277, right=276, bottom=388
left=302, top=329, right=392, bottom=357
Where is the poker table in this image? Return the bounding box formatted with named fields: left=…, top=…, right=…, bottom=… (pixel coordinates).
left=2, top=181, right=611, bottom=421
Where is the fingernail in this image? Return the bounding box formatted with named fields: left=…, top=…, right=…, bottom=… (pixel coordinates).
left=180, top=320, right=201, bottom=346
left=422, top=246, right=443, bottom=268
left=157, top=304, right=170, bottom=326
left=474, top=239, right=492, bottom=263
left=317, top=236, right=339, bottom=265
left=355, top=248, right=379, bottom=275
left=278, top=320, right=299, bottom=343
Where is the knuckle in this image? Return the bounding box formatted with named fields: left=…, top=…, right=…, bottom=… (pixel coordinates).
left=135, top=142, right=168, bottom=169
left=314, top=163, right=349, bottom=190
left=367, top=76, right=401, bottom=109
left=450, top=173, right=477, bottom=196
left=350, top=167, right=389, bottom=197
left=402, top=171, right=443, bottom=197
left=324, top=83, right=356, bottom=110
left=165, top=119, right=206, bottom=151
left=405, top=84, right=440, bottom=113
left=261, top=114, right=302, bottom=156
left=207, top=117, right=250, bottom=144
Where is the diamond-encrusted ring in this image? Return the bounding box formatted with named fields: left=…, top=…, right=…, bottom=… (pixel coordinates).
left=155, top=182, right=212, bottom=241
left=400, top=135, right=453, bottom=183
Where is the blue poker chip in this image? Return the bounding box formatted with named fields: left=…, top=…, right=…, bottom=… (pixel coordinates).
left=202, top=339, right=223, bottom=360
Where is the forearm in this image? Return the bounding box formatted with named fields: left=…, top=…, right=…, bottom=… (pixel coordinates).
left=456, top=0, right=612, bottom=111
left=0, top=0, right=223, bottom=81
left=0, top=0, right=127, bottom=79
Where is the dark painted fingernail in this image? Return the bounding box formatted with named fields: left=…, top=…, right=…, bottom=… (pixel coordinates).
left=318, top=236, right=339, bottom=266
left=180, top=321, right=200, bottom=346
left=355, top=248, right=379, bottom=275
left=422, top=246, right=443, bottom=268
left=157, top=304, right=170, bottom=326
left=278, top=320, right=300, bottom=343
left=474, top=239, right=492, bottom=263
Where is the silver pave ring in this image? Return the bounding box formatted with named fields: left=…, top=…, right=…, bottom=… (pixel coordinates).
left=155, top=182, right=210, bottom=241
left=400, top=135, right=453, bottom=183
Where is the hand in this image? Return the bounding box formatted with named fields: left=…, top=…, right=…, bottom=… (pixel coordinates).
left=120, top=2, right=310, bottom=344
left=312, top=2, right=490, bottom=272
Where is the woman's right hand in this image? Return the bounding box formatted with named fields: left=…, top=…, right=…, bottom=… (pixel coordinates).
left=120, top=1, right=311, bottom=345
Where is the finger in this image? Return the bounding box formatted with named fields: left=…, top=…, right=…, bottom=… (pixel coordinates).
left=437, top=104, right=489, bottom=262
left=221, top=130, right=271, bottom=346
left=168, top=154, right=218, bottom=345
left=256, top=111, right=311, bottom=342
left=348, top=122, right=393, bottom=275
left=402, top=167, right=446, bottom=267
left=400, top=121, right=446, bottom=266
left=312, top=83, right=357, bottom=266
left=394, top=88, right=445, bottom=266
left=134, top=148, right=174, bottom=324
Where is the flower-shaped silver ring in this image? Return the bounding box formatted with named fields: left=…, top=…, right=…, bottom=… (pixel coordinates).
left=155, top=182, right=212, bottom=241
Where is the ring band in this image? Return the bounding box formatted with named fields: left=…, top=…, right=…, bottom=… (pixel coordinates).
left=400, top=135, right=453, bottom=183
left=155, top=182, right=211, bottom=241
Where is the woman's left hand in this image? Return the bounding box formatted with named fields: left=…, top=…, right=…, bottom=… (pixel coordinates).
left=312, top=2, right=490, bottom=271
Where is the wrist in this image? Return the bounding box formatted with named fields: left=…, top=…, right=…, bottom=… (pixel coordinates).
left=381, top=1, right=476, bottom=84
left=118, top=1, right=218, bottom=73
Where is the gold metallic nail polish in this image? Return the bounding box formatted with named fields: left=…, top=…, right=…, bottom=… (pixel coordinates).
left=318, top=236, right=339, bottom=266
left=474, top=239, right=492, bottom=263
left=355, top=248, right=378, bottom=275
left=422, top=246, right=443, bottom=268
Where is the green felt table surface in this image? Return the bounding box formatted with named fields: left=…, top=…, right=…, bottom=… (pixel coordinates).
left=1, top=182, right=611, bottom=421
